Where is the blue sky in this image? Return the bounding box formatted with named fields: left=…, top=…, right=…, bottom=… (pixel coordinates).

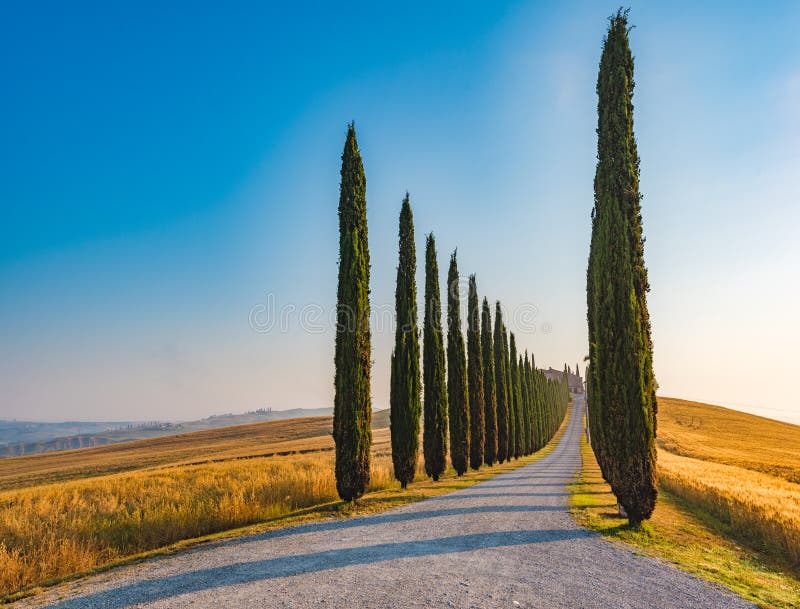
left=1, top=1, right=798, bottom=423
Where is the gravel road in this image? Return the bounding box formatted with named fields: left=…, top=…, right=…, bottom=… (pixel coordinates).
left=19, top=397, right=754, bottom=609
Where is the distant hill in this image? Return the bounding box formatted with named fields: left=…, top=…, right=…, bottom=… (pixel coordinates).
left=0, top=409, right=392, bottom=490
left=0, top=407, right=391, bottom=459
left=0, top=407, right=338, bottom=458
left=0, top=420, right=139, bottom=448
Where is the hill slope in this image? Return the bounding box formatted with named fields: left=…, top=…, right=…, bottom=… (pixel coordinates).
left=657, top=397, right=800, bottom=484
left=0, top=409, right=391, bottom=491
left=0, top=408, right=336, bottom=458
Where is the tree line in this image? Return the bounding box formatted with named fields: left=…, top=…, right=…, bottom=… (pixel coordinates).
left=333, top=129, right=570, bottom=500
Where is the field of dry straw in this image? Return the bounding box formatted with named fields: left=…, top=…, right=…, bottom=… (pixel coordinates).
left=656, top=398, right=800, bottom=566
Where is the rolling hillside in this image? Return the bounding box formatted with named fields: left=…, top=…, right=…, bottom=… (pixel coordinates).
left=657, top=397, right=800, bottom=484
left=0, top=407, right=338, bottom=458
left=0, top=408, right=391, bottom=491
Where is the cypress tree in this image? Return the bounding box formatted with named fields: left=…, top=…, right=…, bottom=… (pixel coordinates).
left=587, top=9, right=658, bottom=525
left=423, top=233, right=448, bottom=481
left=333, top=123, right=372, bottom=502
left=389, top=194, right=421, bottom=489
left=503, top=326, right=516, bottom=459
left=509, top=333, right=523, bottom=459
left=534, top=362, right=544, bottom=451
left=481, top=297, right=498, bottom=466
left=493, top=303, right=509, bottom=463
left=467, top=275, right=485, bottom=470
left=519, top=351, right=530, bottom=455
left=446, top=251, right=470, bottom=475
left=523, top=352, right=534, bottom=455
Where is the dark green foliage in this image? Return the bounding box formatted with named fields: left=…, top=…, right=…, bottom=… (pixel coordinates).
left=509, top=333, right=523, bottom=459
left=524, top=352, right=535, bottom=455
left=517, top=353, right=531, bottom=455
left=531, top=354, right=543, bottom=452
left=586, top=10, right=658, bottom=525
left=493, top=304, right=508, bottom=463
left=446, top=251, right=470, bottom=475
left=333, top=123, right=372, bottom=502
left=481, top=298, right=498, bottom=466
left=389, top=194, right=421, bottom=489
left=503, top=326, right=516, bottom=459
left=422, top=233, right=448, bottom=481
left=467, top=275, right=485, bottom=470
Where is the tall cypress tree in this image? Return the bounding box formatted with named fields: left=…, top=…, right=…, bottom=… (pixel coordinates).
left=503, top=326, right=516, bottom=459
left=447, top=251, right=470, bottom=475
left=509, top=333, right=523, bottom=459
left=333, top=123, right=372, bottom=502
left=389, top=194, right=421, bottom=489
left=481, top=297, right=498, bottom=466
left=534, top=361, right=543, bottom=448
left=423, top=233, right=448, bottom=481
left=519, top=351, right=530, bottom=455
left=467, top=275, right=485, bottom=470
left=587, top=10, right=657, bottom=525
left=493, top=303, right=509, bottom=463
left=523, top=352, right=534, bottom=455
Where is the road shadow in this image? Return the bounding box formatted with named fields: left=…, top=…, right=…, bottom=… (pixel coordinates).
left=213, top=503, right=567, bottom=549
left=426, top=492, right=569, bottom=501
left=40, top=528, right=593, bottom=609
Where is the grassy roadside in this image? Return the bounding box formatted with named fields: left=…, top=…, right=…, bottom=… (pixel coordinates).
left=4, top=403, right=573, bottom=604
left=569, top=432, right=800, bottom=609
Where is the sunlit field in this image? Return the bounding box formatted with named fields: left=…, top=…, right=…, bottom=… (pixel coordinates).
left=0, top=418, right=390, bottom=599
left=571, top=397, right=800, bottom=609
left=657, top=397, right=800, bottom=564
left=659, top=450, right=800, bottom=564
left=0, top=407, right=571, bottom=600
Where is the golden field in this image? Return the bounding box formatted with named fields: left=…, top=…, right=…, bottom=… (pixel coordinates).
left=571, top=397, right=800, bottom=609
left=657, top=397, right=800, bottom=565
left=0, top=450, right=391, bottom=599
left=0, top=406, right=569, bottom=600
left=657, top=397, right=800, bottom=484
left=0, top=412, right=390, bottom=599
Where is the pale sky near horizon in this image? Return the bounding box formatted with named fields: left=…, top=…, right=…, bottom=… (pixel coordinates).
left=1, top=1, right=798, bottom=425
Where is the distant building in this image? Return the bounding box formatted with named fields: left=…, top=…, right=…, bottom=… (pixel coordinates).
left=541, top=367, right=584, bottom=394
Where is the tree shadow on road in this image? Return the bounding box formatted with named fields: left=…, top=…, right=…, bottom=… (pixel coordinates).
left=40, top=528, right=593, bottom=609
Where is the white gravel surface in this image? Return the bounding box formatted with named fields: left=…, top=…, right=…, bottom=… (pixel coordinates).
left=18, top=396, right=755, bottom=609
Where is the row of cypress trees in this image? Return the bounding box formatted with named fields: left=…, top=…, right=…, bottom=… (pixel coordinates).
left=333, top=122, right=571, bottom=501
left=391, top=202, right=571, bottom=485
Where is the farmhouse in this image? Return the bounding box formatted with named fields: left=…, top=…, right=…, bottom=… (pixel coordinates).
left=541, top=367, right=584, bottom=394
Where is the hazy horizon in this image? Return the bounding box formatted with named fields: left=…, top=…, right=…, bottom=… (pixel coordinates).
left=2, top=1, right=798, bottom=426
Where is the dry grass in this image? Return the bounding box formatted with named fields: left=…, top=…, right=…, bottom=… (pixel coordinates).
left=657, top=397, right=800, bottom=484
left=570, top=433, right=800, bottom=609
left=0, top=406, right=572, bottom=601
left=0, top=416, right=336, bottom=490
left=571, top=397, right=800, bottom=608
left=657, top=398, right=800, bottom=566
left=659, top=450, right=800, bottom=564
